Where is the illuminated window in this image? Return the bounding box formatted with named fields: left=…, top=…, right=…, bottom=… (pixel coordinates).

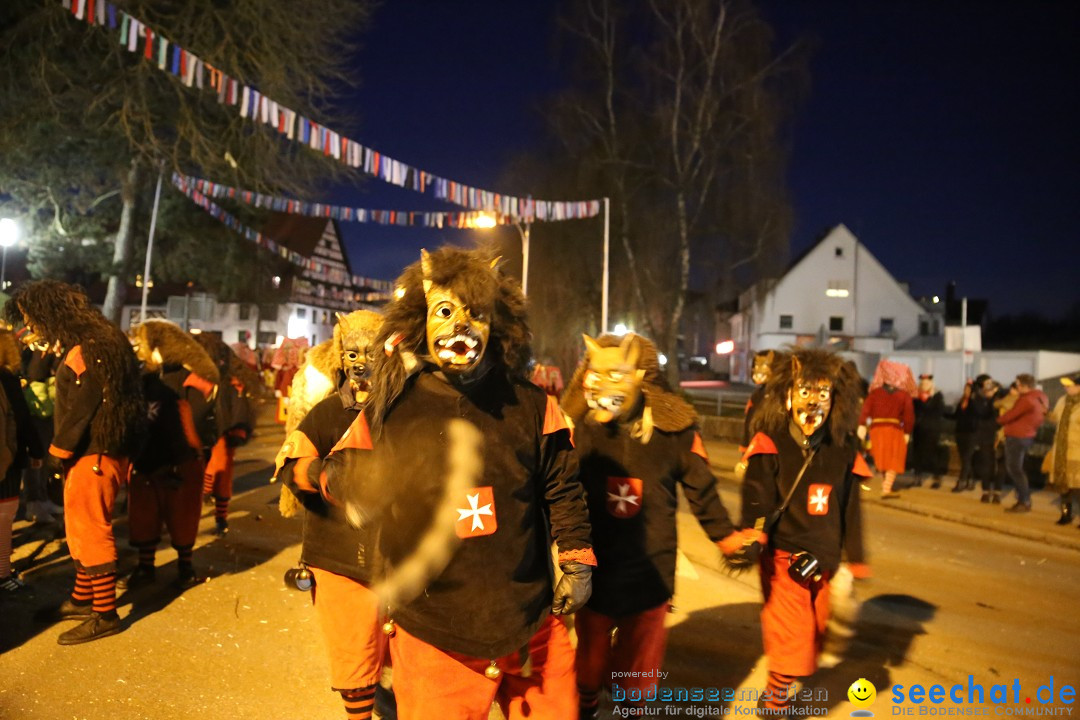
left=826, top=280, right=850, bottom=298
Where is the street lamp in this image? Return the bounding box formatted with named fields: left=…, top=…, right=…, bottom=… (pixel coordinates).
left=0, top=217, right=19, bottom=291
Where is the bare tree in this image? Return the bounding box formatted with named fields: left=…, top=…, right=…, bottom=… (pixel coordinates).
left=0, top=0, right=371, bottom=321
left=547, top=0, right=804, bottom=384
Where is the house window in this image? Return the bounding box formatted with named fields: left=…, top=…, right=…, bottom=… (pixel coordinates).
left=779, top=314, right=793, bottom=330
left=880, top=317, right=894, bottom=334
left=826, top=280, right=849, bottom=298
left=257, top=331, right=277, bottom=346
left=835, top=247, right=844, bottom=257
left=829, top=316, right=844, bottom=332
left=238, top=304, right=251, bottom=321
left=260, top=304, right=279, bottom=321
left=295, top=307, right=307, bottom=319
left=920, top=320, right=930, bottom=336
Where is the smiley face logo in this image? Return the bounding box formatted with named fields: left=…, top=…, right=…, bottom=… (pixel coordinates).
left=848, top=678, right=877, bottom=715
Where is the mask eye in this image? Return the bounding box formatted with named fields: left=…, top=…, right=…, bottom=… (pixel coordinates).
left=798, top=386, right=810, bottom=399
left=609, top=372, right=624, bottom=382
left=435, top=304, right=453, bottom=319
left=344, top=351, right=360, bottom=363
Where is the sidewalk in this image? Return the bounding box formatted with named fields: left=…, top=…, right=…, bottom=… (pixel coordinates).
left=702, top=438, right=1080, bottom=552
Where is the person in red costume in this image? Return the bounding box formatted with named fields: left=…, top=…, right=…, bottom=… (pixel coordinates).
left=858, top=359, right=915, bottom=499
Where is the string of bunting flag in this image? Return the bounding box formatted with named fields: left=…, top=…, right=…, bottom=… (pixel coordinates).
left=172, top=174, right=392, bottom=293
left=175, top=173, right=519, bottom=229
left=59, top=0, right=602, bottom=223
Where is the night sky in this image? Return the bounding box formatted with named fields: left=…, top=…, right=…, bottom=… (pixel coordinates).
left=330, top=1, right=1079, bottom=318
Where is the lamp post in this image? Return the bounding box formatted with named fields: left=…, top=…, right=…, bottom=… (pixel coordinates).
left=0, top=217, right=19, bottom=291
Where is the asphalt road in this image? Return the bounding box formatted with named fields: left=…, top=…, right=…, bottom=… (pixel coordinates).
left=1, top=419, right=1078, bottom=719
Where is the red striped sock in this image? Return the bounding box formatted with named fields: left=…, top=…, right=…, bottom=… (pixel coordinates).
left=340, top=685, right=376, bottom=719
left=202, top=472, right=214, bottom=496
left=72, top=568, right=94, bottom=604
left=177, top=546, right=193, bottom=567
left=764, top=671, right=797, bottom=710
left=90, top=572, right=117, bottom=616
left=214, top=497, right=229, bottom=522
left=579, top=686, right=601, bottom=718
left=137, top=546, right=156, bottom=569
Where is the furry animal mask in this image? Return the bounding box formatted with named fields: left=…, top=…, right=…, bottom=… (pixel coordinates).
left=750, top=347, right=862, bottom=445
left=130, top=319, right=220, bottom=385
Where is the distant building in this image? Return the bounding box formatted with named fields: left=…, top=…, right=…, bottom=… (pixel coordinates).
left=120, top=216, right=390, bottom=348
left=729, top=224, right=943, bottom=379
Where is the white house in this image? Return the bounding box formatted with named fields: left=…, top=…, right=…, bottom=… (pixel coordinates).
left=729, top=224, right=942, bottom=379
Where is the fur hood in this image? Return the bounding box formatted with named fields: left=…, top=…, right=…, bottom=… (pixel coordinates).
left=561, top=333, right=697, bottom=434
left=132, top=319, right=220, bottom=385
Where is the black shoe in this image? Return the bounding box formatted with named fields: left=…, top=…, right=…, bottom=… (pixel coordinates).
left=980, top=492, right=990, bottom=503
left=952, top=483, right=965, bottom=493
left=1056, top=503, right=1073, bottom=525
left=930, top=478, right=941, bottom=489
left=117, top=564, right=156, bottom=591
left=1005, top=501, right=1031, bottom=514
left=57, top=612, right=121, bottom=645
left=36, top=598, right=94, bottom=623
left=213, top=518, right=229, bottom=536
left=991, top=492, right=1002, bottom=504
left=174, top=565, right=206, bottom=591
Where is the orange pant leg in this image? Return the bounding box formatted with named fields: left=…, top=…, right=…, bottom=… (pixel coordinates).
left=165, top=457, right=205, bottom=548
left=203, top=437, right=235, bottom=498
left=309, top=567, right=387, bottom=690
left=63, top=455, right=128, bottom=574
left=760, top=549, right=832, bottom=677
left=497, top=614, right=579, bottom=720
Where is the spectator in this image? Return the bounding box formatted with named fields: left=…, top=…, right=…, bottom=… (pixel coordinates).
left=910, top=374, right=947, bottom=489
left=1048, top=374, right=1080, bottom=526
left=996, top=373, right=1049, bottom=513
left=20, top=345, right=62, bottom=523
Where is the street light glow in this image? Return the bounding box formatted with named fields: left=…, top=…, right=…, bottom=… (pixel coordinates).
left=472, top=213, right=497, bottom=229
left=715, top=340, right=735, bottom=355
left=613, top=323, right=630, bottom=335
left=0, top=218, right=18, bottom=248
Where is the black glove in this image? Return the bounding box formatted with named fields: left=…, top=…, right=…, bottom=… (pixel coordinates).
left=45, top=453, right=66, bottom=481
left=551, top=562, right=592, bottom=615
left=724, top=539, right=762, bottom=573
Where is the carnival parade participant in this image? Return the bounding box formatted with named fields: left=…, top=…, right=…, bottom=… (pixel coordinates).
left=740, top=348, right=870, bottom=715
left=322, top=247, right=595, bottom=720
left=561, top=332, right=756, bottom=719
left=272, top=310, right=389, bottom=720
left=193, top=331, right=255, bottom=535
left=858, top=359, right=915, bottom=499
left=123, top=319, right=218, bottom=590
left=4, top=280, right=145, bottom=644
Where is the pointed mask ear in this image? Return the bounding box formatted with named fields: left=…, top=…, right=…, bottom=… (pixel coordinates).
left=583, top=334, right=602, bottom=357
left=791, top=355, right=803, bottom=382
left=420, top=248, right=433, bottom=294
left=621, top=334, right=641, bottom=368
left=490, top=256, right=503, bottom=270
left=334, top=311, right=347, bottom=324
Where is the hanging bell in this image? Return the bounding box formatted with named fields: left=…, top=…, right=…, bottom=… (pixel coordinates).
left=91, top=465, right=102, bottom=475
left=609, top=625, right=619, bottom=649
left=484, top=661, right=501, bottom=680
left=382, top=619, right=396, bottom=636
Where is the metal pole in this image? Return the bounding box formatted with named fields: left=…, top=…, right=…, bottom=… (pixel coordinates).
left=960, top=296, right=968, bottom=384
left=601, top=197, right=610, bottom=333
left=1, top=246, right=7, bottom=290
left=519, top=222, right=531, bottom=296
left=139, top=169, right=165, bottom=324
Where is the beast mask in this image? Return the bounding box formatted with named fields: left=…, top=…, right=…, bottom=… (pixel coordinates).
left=751, top=347, right=862, bottom=446
left=582, top=333, right=645, bottom=423
left=751, top=350, right=776, bottom=386
left=129, top=319, right=220, bottom=385
left=422, top=249, right=492, bottom=375
left=787, top=355, right=833, bottom=437
left=336, top=310, right=382, bottom=403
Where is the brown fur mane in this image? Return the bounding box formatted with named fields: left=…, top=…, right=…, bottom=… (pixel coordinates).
left=750, top=347, right=862, bottom=446
left=133, top=319, right=220, bottom=385
left=561, top=333, right=697, bottom=433
left=366, top=246, right=531, bottom=437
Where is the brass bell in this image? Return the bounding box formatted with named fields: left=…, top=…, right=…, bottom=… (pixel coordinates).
left=382, top=620, right=396, bottom=636
left=484, top=662, right=501, bottom=680
left=91, top=465, right=102, bottom=475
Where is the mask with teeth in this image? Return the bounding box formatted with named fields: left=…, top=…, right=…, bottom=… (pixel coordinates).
left=751, top=350, right=775, bottom=386
left=422, top=251, right=491, bottom=376
left=582, top=333, right=646, bottom=424
left=786, top=356, right=833, bottom=437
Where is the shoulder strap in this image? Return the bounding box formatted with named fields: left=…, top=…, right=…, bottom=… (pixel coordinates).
left=765, top=447, right=817, bottom=535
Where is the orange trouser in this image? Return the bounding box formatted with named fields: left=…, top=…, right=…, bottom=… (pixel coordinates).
left=389, top=613, right=578, bottom=720
left=128, top=457, right=205, bottom=549
left=575, top=601, right=671, bottom=699
left=203, top=437, right=235, bottom=499
left=309, top=567, right=387, bottom=690
left=63, top=454, right=130, bottom=575
left=759, top=549, right=832, bottom=677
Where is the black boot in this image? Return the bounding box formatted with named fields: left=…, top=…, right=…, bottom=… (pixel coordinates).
left=1056, top=501, right=1073, bottom=526
left=57, top=612, right=122, bottom=645
left=952, top=481, right=965, bottom=493
left=117, top=564, right=156, bottom=591
left=174, top=563, right=206, bottom=591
